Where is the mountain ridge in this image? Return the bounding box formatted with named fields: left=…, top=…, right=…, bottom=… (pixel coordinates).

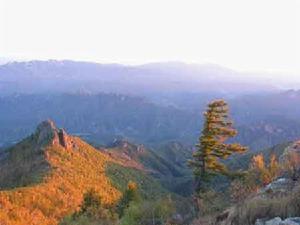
left=0, top=120, right=122, bottom=225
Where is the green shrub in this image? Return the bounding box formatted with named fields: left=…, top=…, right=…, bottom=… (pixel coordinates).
left=120, top=197, right=175, bottom=225
left=196, top=190, right=229, bottom=216
left=60, top=215, right=118, bottom=225
left=117, top=181, right=140, bottom=217
left=60, top=189, right=118, bottom=225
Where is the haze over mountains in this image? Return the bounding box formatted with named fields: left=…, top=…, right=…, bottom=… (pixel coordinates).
left=1, top=60, right=300, bottom=152
left=0, top=60, right=285, bottom=96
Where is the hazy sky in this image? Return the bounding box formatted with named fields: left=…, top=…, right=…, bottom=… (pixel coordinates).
left=1, top=0, right=299, bottom=73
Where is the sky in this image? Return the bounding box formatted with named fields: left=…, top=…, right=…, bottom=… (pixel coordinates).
left=0, top=0, right=299, bottom=74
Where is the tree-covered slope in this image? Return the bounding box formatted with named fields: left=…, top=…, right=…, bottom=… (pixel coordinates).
left=0, top=121, right=121, bottom=225
left=0, top=120, right=171, bottom=225
left=104, top=139, right=194, bottom=196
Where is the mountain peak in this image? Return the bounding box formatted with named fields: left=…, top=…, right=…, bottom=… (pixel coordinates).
left=36, top=119, right=57, bottom=144
left=37, top=119, right=57, bottom=130
left=35, top=119, right=72, bottom=149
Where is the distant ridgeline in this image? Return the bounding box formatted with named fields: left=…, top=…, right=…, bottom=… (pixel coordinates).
left=0, top=93, right=201, bottom=147
left=3, top=91, right=300, bottom=151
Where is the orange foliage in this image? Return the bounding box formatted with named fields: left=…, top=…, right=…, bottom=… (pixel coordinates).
left=127, top=181, right=137, bottom=191
left=251, top=154, right=265, bottom=170
left=250, top=154, right=280, bottom=186
left=0, top=137, right=121, bottom=225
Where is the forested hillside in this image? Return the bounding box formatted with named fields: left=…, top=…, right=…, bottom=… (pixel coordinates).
left=0, top=120, right=173, bottom=225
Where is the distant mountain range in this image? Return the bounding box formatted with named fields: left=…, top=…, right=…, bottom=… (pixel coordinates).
left=0, top=60, right=278, bottom=96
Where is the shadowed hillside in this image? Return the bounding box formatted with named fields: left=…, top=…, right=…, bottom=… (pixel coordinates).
left=4, top=92, right=300, bottom=152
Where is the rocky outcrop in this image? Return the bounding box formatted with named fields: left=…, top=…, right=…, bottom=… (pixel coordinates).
left=58, top=128, right=72, bottom=149
left=109, top=139, right=146, bottom=156
left=36, top=119, right=59, bottom=146
left=35, top=119, right=74, bottom=150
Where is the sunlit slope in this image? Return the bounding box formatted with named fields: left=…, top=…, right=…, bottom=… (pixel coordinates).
left=0, top=120, right=121, bottom=225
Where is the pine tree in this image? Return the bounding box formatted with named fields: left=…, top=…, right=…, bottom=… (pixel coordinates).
left=189, top=99, right=247, bottom=192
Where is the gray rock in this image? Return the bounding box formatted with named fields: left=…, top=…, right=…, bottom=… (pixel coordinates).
left=266, top=217, right=282, bottom=225
left=280, top=217, right=300, bottom=225
left=58, top=128, right=72, bottom=149
left=36, top=119, right=59, bottom=146
left=35, top=120, right=73, bottom=149
left=256, top=217, right=300, bottom=225
left=255, top=219, right=267, bottom=225
left=260, top=178, right=293, bottom=195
